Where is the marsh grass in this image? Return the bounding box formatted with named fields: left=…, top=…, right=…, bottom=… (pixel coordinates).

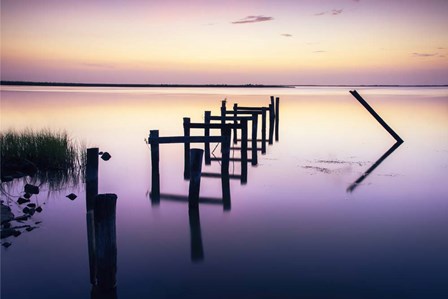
left=1, top=129, right=86, bottom=188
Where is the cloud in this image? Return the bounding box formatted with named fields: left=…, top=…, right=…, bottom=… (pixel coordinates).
left=82, top=63, right=115, bottom=69
left=231, top=15, right=274, bottom=24
left=281, top=33, right=293, bottom=37
left=313, top=50, right=327, bottom=53
left=437, top=47, right=445, bottom=50
left=412, top=52, right=437, bottom=57
left=332, top=9, right=344, bottom=15
left=314, top=9, right=344, bottom=16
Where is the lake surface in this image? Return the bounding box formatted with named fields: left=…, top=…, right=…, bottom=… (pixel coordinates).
left=1, top=86, right=448, bottom=299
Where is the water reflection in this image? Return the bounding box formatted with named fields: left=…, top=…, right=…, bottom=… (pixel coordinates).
left=347, top=141, right=403, bottom=193
left=85, top=148, right=118, bottom=298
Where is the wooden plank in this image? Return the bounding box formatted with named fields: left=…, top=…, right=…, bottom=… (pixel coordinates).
left=275, top=97, right=280, bottom=141
left=189, top=122, right=243, bottom=129
left=149, top=130, right=160, bottom=201
left=224, top=110, right=262, bottom=114
left=209, top=115, right=252, bottom=121
left=183, top=117, right=191, bottom=179
left=149, top=135, right=223, bottom=144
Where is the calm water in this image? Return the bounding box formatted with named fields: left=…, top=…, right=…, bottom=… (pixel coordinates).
left=1, top=86, right=448, bottom=299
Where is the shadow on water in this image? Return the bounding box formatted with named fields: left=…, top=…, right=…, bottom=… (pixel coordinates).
left=347, top=141, right=403, bottom=193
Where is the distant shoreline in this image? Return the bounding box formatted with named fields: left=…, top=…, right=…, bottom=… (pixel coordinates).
left=1, top=81, right=447, bottom=88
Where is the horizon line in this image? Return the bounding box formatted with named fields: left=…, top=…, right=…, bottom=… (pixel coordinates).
left=1, top=80, right=447, bottom=88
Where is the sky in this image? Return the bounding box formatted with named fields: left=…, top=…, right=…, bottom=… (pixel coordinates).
left=1, top=0, right=448, bottom=85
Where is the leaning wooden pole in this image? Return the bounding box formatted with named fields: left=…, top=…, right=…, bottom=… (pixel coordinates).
left=350, top=90, right=403, bottom=143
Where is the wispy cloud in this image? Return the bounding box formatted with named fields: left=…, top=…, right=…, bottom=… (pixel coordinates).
left=314, top=9, right=344, bottom=16
left=313, top=50, right=327, bottom=53
left=82, top=63, right=115, bottom=69
left=231, top=15, right=274, bottom=24
left=281, top=33, right=293, bottom=37
left=412, top=52, right=437, bottom=57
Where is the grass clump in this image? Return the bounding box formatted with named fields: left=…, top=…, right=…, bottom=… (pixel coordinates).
left=1, top=129, right=85, bottom=179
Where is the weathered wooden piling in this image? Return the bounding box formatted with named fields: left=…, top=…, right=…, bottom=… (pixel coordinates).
left=183, top=117, right=191, bottom=179
left=188, top=207, right=204, bottom=262
left=204, top=111, right=211, bottom=165
left=350, top=90, right=404, bottom=143
left=241, top=118, right=248, bottom=184
left=86, top=148, right=99, bottom=285
left=149, top=130, right=160, bottom=202
left=86, top=148, right=99, bottom=211
left=221, top=126, right=231, bottom=210
left=251, top=114, right=258, bottom=166
left=261, top=107, right=267, bottom=154
left=94, top=193, right=117, bottom=291
left=233, top=103, right=238, bottom=144
left=275, top=97, right=280, bottom=141
left=268, top=103, right=275, bottom=144
left=188, top=149, right=204, bottom=209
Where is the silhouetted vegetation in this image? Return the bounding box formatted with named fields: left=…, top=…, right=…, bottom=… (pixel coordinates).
left=1, top=129, right=85, bottom=183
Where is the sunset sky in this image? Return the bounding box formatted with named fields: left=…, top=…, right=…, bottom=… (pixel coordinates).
left=1, top=0, right=447, bottom=85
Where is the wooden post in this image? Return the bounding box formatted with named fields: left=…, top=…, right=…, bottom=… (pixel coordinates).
left=221, top=100, right=226, bottom=125
left=233, top=103, right=238, bottom=144
left=188, top=149, right=203, bottom=210
left=350, top=90, right=404, bottom=143
left=261, top=107, right=267, bottom=154
left=251, top=114, right=258, bottom=166
left=221, top=126, right=231, bottom=211
left=275, top=97, right=280, bottom=141
left=204, top=111, right=211, bottom=165
left=188, top=207, right=204, bottom=262
left=94, top=193, right=117, bottom=291
left=86, top=148, right=99, bottom=285
left=241, top=119, right=248, bottom=184
left=268, top=103, right=274, bottom=145
left=183, top=117, right=191, bottom=180
left=86, top=148, right=99, bottom=211
left=149, top=130, right=160, bottom=203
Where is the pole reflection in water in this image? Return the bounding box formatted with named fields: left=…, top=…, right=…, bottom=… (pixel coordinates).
left=347, top=141, right=403, bottom=193
left=189, top=207, right=204, bottom=262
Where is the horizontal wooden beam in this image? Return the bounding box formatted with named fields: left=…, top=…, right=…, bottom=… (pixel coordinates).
left=235, top=106, right=268, bottom=111
left=149, top=135, right=223, bottom=144
left=225, top=110, right=262, bottom=115
left=209, top=116, right=253, bottom=121
left=201, top=172, right=242, bottom=179
left=189, top=122, right=243, bottom=129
